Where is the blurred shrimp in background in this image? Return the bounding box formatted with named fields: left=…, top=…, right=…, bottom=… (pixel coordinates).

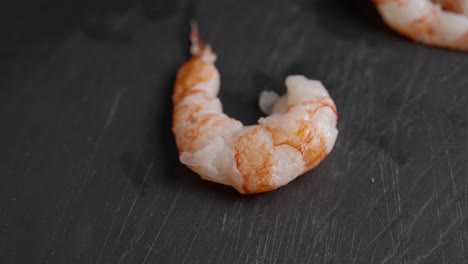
left=373, top=0, right=468, bottom=51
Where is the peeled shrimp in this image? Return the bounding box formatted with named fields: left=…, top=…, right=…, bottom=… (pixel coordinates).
left=373, top=0, right=468, bottom=51
left=172, top=24, right=338, bottom=194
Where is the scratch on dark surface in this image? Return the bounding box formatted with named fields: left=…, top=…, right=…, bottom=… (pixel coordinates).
left=434, top=172, right=445, bottom=264
left=369, top=244, right=378, bottom=264
left=465, top=166, right=468, bottom=212
left=130, top=229, right=146, bottom=251
left=413, top=239, right=450, bottom=264
left=268, top=213, right=280, bottom=262
left=459, top=219, right=467, bottom=264
left=95, top=215, right=116, bottom=264
left=107, top=160, right=153, bottom=263
left=276, top=216, right=291, bottom=264
left=262, top=229, right=270, bottom=263
left=181, top=207, right=207, bottom=264
left=142, top=189, right=180, bottom=264
left=287, top=210, right=301, bottom=263
left=283, top=218, right=296, bottom=263
left=219, top=203, right=242, bottom=262
left=253, top=243, right=261, bottom=264
left=233, top=203, right=244, bottom=256
left=402, top=194, right=434, bottom=238
left=104, top=91, right=122, bottom=129
left=335, top=226, right=345, bottom=263
left=217, top=230, right=230, bottom=262
left=364, top=210, right=404, bottom=251
left=296, top=208, right=310, bottom=258
left=354, top=237, right=366, bottom=264
left=92, top=90, right=125, bottom=156
left=350, top=216, right=357, bottom=262
left=445, top=178, right=466, bottom=209
left=408, top=162, right=435, bottom=193
left=37, top=168, right=96, bottom=260
left=377, top=155, right=395, bottom=242
left=438, top=62, right=466, bottom=82
left=408, top=128, right=458, bottom=193
left=365, top=184, right=395, bottom=218
left=394, top=53, right=420, bottom=127
left=235, top=209, right=258, bottom=264
left=96, top=148, right=143, bottom=264
left=446, top=150, right=457, bottom=198
left=390, top=163, right=401, bottom=253
left=221, top=213, right=227, bottom=232
left=441, top=212, right=468, bottom=241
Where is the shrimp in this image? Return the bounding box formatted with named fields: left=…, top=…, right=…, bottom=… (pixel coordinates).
left=373, top=0, right=468, bottom=51
left=172, top=23, right=338, bottom=194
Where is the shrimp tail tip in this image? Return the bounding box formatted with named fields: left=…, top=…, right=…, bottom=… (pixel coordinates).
left=190, top=21, right=205, bottom=55
left=190, top=20, right=198, bottom=39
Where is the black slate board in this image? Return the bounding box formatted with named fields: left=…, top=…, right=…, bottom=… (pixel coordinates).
left=1, top=0, right=468, bottom=263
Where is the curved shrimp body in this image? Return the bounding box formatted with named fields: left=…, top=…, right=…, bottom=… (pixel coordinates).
left=373, top=0, right=468, bottom=51
left=172, top=24, right=338, bottom=194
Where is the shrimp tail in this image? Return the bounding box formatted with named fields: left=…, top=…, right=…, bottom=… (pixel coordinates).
left=190, top=21, right=204, bottom=55
left=189, top=21, right=217, bottom=62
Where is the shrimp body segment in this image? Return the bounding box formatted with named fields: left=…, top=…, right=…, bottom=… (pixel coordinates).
left=439, top=0, right=468, bottom=15
left=373, top=0, right=468, bottom=51
left=172, top=25, right=338, bottom=194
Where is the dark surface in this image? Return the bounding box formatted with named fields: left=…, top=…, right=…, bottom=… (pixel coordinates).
left=1, top=0, right=468, bottom=263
